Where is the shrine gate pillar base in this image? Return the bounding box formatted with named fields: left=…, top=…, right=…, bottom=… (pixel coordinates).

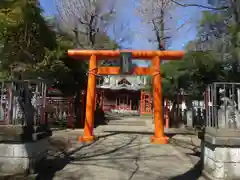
left=150, top=136, right=169, bottom=144
left=78, top=135, right=96, bottom=143
left=150, top=56, right=169, bottom=144
left=78, top=55, right=97, bottom=143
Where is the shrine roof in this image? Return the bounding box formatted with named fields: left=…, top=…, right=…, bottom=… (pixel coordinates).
left=97, top=75, right=150, bottom=91
left=97, top=85, right=146, bottom=91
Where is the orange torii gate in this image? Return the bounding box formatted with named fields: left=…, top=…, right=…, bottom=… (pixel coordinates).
left=68, top=50, right=184, bottom=144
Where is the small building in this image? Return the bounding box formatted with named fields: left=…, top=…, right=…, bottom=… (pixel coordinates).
left=96, top=75, right=152, bottom=115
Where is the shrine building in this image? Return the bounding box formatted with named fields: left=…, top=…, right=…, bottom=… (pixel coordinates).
left=96, top=75, right=152, bottom=115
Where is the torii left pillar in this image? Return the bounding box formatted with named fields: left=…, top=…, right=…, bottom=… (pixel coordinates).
left=68, top=50, right=184, bottom=144
left=79, top=55, right=97, bottom=142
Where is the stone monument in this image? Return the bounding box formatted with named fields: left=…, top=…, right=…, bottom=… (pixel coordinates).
left=200, top=83, right=240, bottom=180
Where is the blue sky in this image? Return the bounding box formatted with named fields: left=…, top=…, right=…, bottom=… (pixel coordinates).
left=40, top=0, right=203, bottom=51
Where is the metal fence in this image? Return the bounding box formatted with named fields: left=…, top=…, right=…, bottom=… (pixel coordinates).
left=45, top=97, right=74, bottom=126
left=0, top=80, right=47, bottom=126
left=205, top=82, right=240, bottom=129
left=191, top=100, right=205, bottom=128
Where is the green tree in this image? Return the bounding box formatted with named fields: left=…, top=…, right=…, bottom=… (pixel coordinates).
left=0, top=0, right=56, bottom=79
left=161, top=0, right=240, bottom=100
left=0, top=0, right=87, bottom=94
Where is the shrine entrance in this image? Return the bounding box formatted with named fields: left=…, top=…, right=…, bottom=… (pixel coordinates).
left=116, top=95, right=130, bottom=110
left=140, top=91, right=152, bottom=115
left=68, top=50, right=184, bottom=144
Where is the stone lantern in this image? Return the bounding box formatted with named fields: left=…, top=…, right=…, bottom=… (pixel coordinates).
left=199, top=82, right=240, bottom=180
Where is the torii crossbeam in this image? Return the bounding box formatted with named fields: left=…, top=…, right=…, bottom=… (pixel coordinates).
left=68, top=50, right=184, bottom=144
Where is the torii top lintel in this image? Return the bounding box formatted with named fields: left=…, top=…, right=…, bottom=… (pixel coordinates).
left=67, top=50, right=184, bottom=60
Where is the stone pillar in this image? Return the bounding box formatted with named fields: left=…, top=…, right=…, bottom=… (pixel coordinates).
left=200, top=127, right=240, bottom=179
left=186, top=110, right=193, bottom=128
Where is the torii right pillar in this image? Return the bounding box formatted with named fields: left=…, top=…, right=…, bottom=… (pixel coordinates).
left=151, top=56, right=167, bottom=144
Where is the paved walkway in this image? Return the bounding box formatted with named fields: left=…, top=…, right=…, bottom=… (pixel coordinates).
left=35, top=130, right=205, bottom=180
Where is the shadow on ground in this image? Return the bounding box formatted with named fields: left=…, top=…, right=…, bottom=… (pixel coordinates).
left=34, top=132, right=120, bottom=180
left=34, top=131, right=203, bottom=180
left=169, top=160, right=202, bottom=180
left=169, top=134, right=203, bottom=180
left=94, top=108, right=109, bottom=127
left=103, top=130, right=195, bottom=138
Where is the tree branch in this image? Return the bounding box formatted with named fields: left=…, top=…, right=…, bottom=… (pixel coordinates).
left=152, top=20, right=165, bottom=50
left=170, top=0, right=229, bottom=10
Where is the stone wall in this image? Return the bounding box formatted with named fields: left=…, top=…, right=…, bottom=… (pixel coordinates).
left=0, top=138, right=49, bottom=175
left=202, top=142, right=240, bottom=179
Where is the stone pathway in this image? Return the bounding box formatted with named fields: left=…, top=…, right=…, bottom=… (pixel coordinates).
left=35, top=131, right=205, bottom=180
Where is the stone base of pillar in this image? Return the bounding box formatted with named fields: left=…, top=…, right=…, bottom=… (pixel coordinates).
left=150, top=136, right=169, bottom=144
left=0, top=125, right=51, bottom=176
left=78, top=135, right=96, bottom=143
left=200, top=127, right=240, bottom=180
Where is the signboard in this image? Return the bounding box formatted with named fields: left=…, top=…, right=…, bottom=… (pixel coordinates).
left=120, top=52, right=132, bottom=74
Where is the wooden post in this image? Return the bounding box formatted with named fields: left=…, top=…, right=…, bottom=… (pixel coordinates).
left=130, top=100, right=132, bottom=110
left=78, top=55, right=97, bottom=143
left=140, top=91, right=142, bottom=114
left=67, top=96, right=73, bottom=128
left=80, top=90, right=85, bottom=127
left=151, top=56, right=168, bottom=144
left=150, top=93, right=152, bottom=113
left=41, top=83, right=47, bottom=124
left=148, top=92, right=151, bottom=113
left=165, top=98, right=169, bottom=129
left=143, top=92, right=145, bottom=114
left=100, top=90, right=104, bottom=110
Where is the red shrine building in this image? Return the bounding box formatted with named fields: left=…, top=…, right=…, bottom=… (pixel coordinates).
left=96, top=75, right=152, bottom=115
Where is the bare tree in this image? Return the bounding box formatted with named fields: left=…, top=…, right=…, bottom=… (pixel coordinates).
left=136, top=0, right=182, bottom=50
left=54, top=0, right=132, bottom=50
left=136, top=0, right=229, bottom=50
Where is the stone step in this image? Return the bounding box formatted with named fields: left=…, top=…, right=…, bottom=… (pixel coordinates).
left=108, top=119, right=146, bottom=126
left=99, top=125, right=150, bottom=132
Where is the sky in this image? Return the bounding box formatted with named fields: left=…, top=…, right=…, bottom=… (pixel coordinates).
left=39, top=0, right=205, bottom=51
